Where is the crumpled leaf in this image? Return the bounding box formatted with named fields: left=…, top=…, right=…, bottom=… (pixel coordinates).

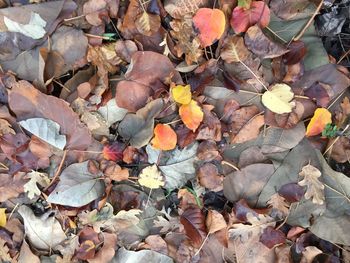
left=111, top=247, right=173, bottom=263
left=118, top=99, right=164, bottom=148
left=305, top=108, right=332, bottom=137
left=23, top=171, right=50, bottom=199
left=138, top=165, right=164, bottom=189
left=230, top=1, right=270, bottom=33
left=18, top=205, right=66, bottom=250
left=19, top=118, right=66, bottom=150
left=146, top=142, right=198, bottom=189
left=171, top=84, right=192, bottom=105
left=262, top=84, right=295, bottom=114
left=179, top=100, right=204, bottom=132
left=193, top=8, right=225, bottom=47
left=8, top=80, right=91, bottom=150
left=47, top=161, right=105, bottom=207
left=298, top=164, right=325, bottom=205
left=151, top=124, right=177, bottom=151
left=267, top=193, right=290, bottom=217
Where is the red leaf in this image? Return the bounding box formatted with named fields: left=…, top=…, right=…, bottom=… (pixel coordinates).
left=180, top=206, right=207, bottom=248
left=103, top=142, right=125, bottom=161
left=230, top=1, right=270, bottom=33
left=278, top=183, right=305, bottom=203
left=259, top=226, right=286, bottom=249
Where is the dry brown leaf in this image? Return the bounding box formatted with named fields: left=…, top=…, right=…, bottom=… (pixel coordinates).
left=245, top=25, right=288, bottom=59
left=267, top=193, right=290, bottom=217
left=135, top=12, right=161, bottom=36
left=206, top=210, right=227, bottom=234
left=300, top=246, right=322, bottom=263
left=87, top=232, right=116, bottom=263
left=104, top=164, right=129, bottom=182
left=197, top=162, right=223, bottom=192
left=220, top=35, right=251, bottom=63
left=231, top=114, right=264, bottom=144
left=164, top=0, right=209, bottom=19
left=0, top=119, right=15, bottom=136
left=0, top=173, right=27, bottom=202
left=142, top=235, right=169, bottom=255
left=335, top=96, right=350, bottom=127
left=298, top=164, right=325, bottom=205
left=0, top=238, right=11, bottom=262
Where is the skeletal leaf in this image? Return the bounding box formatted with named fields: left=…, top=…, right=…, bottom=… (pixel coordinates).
left=19, top=118, right=66, bottom=150
left=298, top=164, right=325, bottom=205
left=262, top=84, right=295, bottom=114
left=24, top=171, right=50, bottom=199
left=138, top=165, right=164, bottom=189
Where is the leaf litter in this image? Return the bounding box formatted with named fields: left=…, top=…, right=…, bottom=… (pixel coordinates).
left=0, top=0, right=349, bottom=262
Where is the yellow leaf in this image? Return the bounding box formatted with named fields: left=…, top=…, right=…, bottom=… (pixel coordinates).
left=0, top=208, right=6, bottom=227
left=262, top=83, right=295, bottom=114
left=305, top=108, right=332, bottom=137
left=171, top=84, right=192, bottom=105
left=138, top=165, right=164, bottom=189
left=179, top=99, right=204, bottom=131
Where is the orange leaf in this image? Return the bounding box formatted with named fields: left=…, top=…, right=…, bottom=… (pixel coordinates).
left=305, top=108, right=332, bottom=137
left=179, top=100, right=204, bottom=132
left=151, top=124, right=177, bottom=151
left=193, top=8, right=225, bottom=48
left=230, top=1, right=270, bottom=33
left=102, top=142, right=124, bottom=161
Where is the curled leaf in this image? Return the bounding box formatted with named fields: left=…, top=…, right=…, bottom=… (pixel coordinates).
left=179, top=100, right=204, bottom=132
left=305, top=108, right=332, bottom=137
left=151, top=124, right=177, bottom=151
left=262, top=84, right=295, bottom=114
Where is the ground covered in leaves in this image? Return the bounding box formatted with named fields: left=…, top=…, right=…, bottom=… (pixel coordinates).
left=0, top=0, right=350, bottom=262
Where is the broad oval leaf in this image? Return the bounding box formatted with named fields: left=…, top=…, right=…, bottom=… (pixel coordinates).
left=262, top=84, right=295, bottom=114
left=47, top=161, right=105, bottom=207
left=179, top=100, right=204, bottom=132
left=305, top=108, right=332, bottom=137
left=151, top=124, right=177, bottom=151
left=193, top=8, right=225, bottom=47
left=19, top=118, right=66, bottom=150
left=171, top=84, right=192, bottom=105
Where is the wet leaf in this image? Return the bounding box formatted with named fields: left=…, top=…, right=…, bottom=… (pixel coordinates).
left=151, top=124, right=177, bottom=151
left=262, top=83, right=295, bottom=114
left=305, top=108, right=332, bottom=137
left=47, top=161, right=105, bottom=207
left=298, top=164, right=325, bottom=205
left=230, top=1, right=270, bottom=33
left=179, top=100, right=204, bottom=132
left=138, top=165, right=164, bottom=189
left=193, top=8, right=225, bottom=47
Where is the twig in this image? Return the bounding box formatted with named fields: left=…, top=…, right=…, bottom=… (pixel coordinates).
left=44, top=150, right=67, bottom=191
left=64, top=14, right=85, bottom=22
left=222, top=160, right=240, bottom=171
left=294, top=0, right=324, bottom=41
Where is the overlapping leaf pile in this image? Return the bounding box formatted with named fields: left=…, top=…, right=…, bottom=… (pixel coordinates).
left=0, top=0, right=350, bottom=262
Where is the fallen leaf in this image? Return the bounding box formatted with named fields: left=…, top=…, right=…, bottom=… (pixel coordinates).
left=230, top=1, right=270, bottom=33
left=104, top=164, right=129, bottom=182
left=0, top=208, right=6, bottom=227
left=300, top=246, right=322, bottom=263
left=220, top=35, right=251, bottom=63
left=0, top=119, right=15, bottom=136
left=197, top=163, right=223, bottom=192
left=112, top=247, right=173, bottom=263
left=262, top=83, right=295, bottom=114
left=151, top=124, right=177, bottom=151
left=97, top=98, right=128, bottom=127
left=0, top=173, right=27, bottom=202
left=206, top=210, right=227, bottom=234
left=23, top=171, right=50, bottom=199
left=305, top=108, right=332, bottom=137
left=47, top=161, right=105, bottom=207
left=83, top=0, right=108, bottom=26
left=19, top=118, right=66, bottom=150
left=138, top=165, right=164, bottom=189
left=231, top=114, right=264, bottom=144
left=87, top=232, right=117, bottom=263
left=278, top=183, right=305, bottom=203
left=102, top=141, right=125, bottom=162
left=18, top=205, right=66, bottom=250
left=270, top=0, right=315, bottom=20
left=180, top=206, right=207, bottom=248
left=171, top=84, right=192, bottom=105
left=135, top=12, right=161, bottom=36
left=259, top=226, right=286, bottom=249
left=118, top=99, right=164, bottom=148
left=0, top=239, right=11, bottom=262
left=267, top=193, right=290, bottom=216
left=298, top=164, right=325, bottom=205
left=179, top=100, right=204, bottom=132
left=146, top=142, right=198, bottom=189
left=193, top=8, right=225, bottom=47
left=8, top=80, right=91, bottom=150
left=18, top=240, right=40, bottom=263
left=244, top=25, right=288, bottom=59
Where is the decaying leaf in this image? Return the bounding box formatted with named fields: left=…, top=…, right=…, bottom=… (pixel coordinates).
left=18, top=205, right=66, bottom=250
left=262, top=84, right=295, bottom=114
left=305, top=108, right=332, bottom=137
left=220, top=35, right=251, bottom=63
left=19, top=118, right=66, bottom=150
left=298, top=164, right=325, bottom=205
left=47, top=161, right=105, bottom=207
left=151, top=124, right=177, bottom=151
left=0, top=173, right=27, bottom=202
left=138, top=165, right=164, bottom=189
left=23, top=171, right=50, bottom=199
left=267, top=193, right=290, bottom=217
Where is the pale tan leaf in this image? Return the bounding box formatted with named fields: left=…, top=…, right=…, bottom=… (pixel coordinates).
left=298, top=164, right=325, bottom=205
left=0, top=119, right=15, bottom=136
left=300, top=246, right=322, bottom=263
left=262, top=83, right=295, bottom=114
left=135, top=12, right=160, bottom=36
left=267, top=193, right=290, bottom=216
left=23, top=171, right=50, bottom=199
left=0, top=238, right=11, bottom=262
left=206, top=210, right=227, bottom=234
